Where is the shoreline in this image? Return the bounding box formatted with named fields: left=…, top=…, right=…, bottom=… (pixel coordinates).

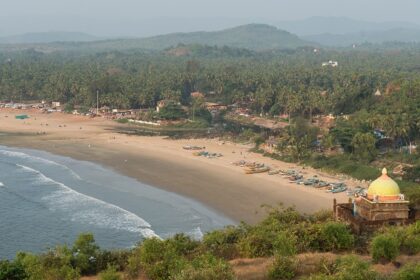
left=0, top=109, right=355, bottom=224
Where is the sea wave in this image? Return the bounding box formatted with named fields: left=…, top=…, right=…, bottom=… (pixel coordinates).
left=188, top=227, right=204, bottom=240
left=0, top=182, right=4, bottom=187
left=0, top=149, right=82, bottom=180
left=16, top=164, right=160, bottom=239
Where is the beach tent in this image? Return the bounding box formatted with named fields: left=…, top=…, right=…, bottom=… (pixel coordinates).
left=15, top=114, right=29, bottom=120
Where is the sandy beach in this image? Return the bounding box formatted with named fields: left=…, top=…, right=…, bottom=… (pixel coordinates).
left=0, top=109, right=360, bottom=224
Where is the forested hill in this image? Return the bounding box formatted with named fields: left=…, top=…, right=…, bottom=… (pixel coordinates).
left=127, top=24, right=310, bottom=51
left=0, top=24, right=311, bottom=52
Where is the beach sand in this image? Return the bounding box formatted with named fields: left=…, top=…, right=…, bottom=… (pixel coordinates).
left=0, top=109, right=360, bottom=224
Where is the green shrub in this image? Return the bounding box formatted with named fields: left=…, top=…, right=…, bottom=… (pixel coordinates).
left=293, top=222, right=324, bottom=252
left=166, top=234, right=199, bottom=256
left=159, top=102, right=187, bottom=120
left=48, top=264, right=80, bottom=280
left=273, top=231, right=297, bottom=256
left=392, top=263, right=420, bottom=280
left=402, top=222, right=420, bottom=255
left=238, top=227, right=277, bottom=257
left=262, top=206, right=305, bottom=226
left=334, top=255, right=378, bottom=280
left=139, top=238, right=187, bottom=280
left=172, top=254, right=234, bottom=280
left=15, top=252, right=44, bottom=280
left=318, top=222, right=355, bottom=251
left=0, top=260, right=27, bottom=280
left=124, top=247, right=142, bottom=280
left=202, top=226, right=243, bottom=259
left=303, top=255, right=378, bottom=280
left=116, top=118, right=129, bottom=124
left=64, top=103, right=75, bottom=113
left=99, top=265, right=120, bottom=280
left=268, top=256, right=297, bottom=280
left=95, top=250, right=129, bottom=274
left=310, top=210, right=334, bottom=223
left=38, top=246, right=80, bottom=280
left=371, top=234, right=400, bottom=263
left=71, top=233, right=100, bottom=275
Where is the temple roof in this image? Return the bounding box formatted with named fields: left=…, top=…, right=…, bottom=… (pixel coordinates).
left=367, top=168, right=401, bottom=199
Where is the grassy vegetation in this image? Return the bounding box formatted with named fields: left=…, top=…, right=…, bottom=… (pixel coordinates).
left=304, top=154, right=380, bottom=181
left=1, top=206, right=419, bottom=279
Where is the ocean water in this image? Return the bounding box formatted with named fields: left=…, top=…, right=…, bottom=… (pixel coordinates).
left=0, top=146, right=234, bottom=259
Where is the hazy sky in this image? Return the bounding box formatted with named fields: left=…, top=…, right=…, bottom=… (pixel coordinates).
left=1, top=0, right=420, bottom=36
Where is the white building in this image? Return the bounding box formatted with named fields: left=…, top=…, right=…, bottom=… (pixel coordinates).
left=322, top=60, right=338, bottom=67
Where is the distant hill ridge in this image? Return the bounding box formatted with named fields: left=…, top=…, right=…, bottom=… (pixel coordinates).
left=0, top=24, right=312, bottom=51
left=131, top=24, right=310, bottom=50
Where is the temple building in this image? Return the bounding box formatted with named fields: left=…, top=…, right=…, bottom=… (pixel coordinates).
left=335, top=168, right=418, bottom=233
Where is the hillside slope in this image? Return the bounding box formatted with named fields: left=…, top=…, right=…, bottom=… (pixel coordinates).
left=0, top=24, right=311, bottom=52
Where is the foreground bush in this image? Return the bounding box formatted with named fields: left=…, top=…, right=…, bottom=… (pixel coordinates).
left=138, top=238, right=187, bottom=280
left=172, top=254, right=234, bottom=280
left=318, top=222, right=355, bottom=251
left=99, top=265, right=121, bottom=280
left=392, top=263, right=420, bottom=280
left=301, top=255, right=378, bottom=280
left=71, top=233, right=100, bottom=275
left=202, top=225, right=243, bottom=259
left=400, top=222, right=420, bottom=255
left=238, top=226, right=277, bottom=257
left=273, top=231, right=297, bottom=256
left=371, top=233, right=400, bottom=263
left=334, top=255, right=378, bottom=280
left=0, top=260, right=27, bottom=280
left=268, top=256, right=297, bottom=280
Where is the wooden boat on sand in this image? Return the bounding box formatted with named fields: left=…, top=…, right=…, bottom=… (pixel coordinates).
left=244, top=167, right=270, bottom=174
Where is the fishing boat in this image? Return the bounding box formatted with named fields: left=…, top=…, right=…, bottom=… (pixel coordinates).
left=328, top=183, right=347, bottom=193
left=15, top=114, right=29, bottom=120
left=244, top=167, right=270, bottom=174
left=331, top=186, right=347, bottom=193
left=317, top=181, right=329, bottom=187
left=303, top=178, right=319, bottom=186
left=183, top=145, right=204, bottom=150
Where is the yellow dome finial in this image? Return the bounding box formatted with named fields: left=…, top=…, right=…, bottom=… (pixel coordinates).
left=382, top=168, right=387, bottom=175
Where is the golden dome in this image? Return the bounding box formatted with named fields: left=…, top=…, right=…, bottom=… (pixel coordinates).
left=367, top=168, right=401, bottom=201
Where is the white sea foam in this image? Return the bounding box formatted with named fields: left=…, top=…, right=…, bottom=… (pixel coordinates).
left=16, top=164, right=160, bottom=239
left=0, top=149, right=82, bottom=180
left=0, top=182, right=4, bottom=187
left=188, top=227, right=204, bottom=240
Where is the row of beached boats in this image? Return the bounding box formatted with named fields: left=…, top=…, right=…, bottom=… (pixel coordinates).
left=193, top=151, right=223, bottom=158
left=285, top=171, right=348, bottom=193
left=231, top=160, right=356, bottom=194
